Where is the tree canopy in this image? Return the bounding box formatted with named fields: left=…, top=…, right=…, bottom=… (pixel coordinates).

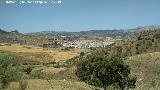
left=76, top=50, right=136, bottom=90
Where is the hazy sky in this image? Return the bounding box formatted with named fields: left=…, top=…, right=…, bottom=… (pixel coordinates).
left=0, top=0, right=160, bottom=33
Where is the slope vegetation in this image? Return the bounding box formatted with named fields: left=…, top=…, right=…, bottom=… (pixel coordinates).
left=126, top=52, right=160, bottom=89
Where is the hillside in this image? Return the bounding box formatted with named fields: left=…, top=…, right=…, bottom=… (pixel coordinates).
left=1, top=51, right=160, bottom=90
left=106, top=29, right=160, bottom=57
left=27, top=25, right=160, bottom=40
left=126, top=52, right=160, bottom=89
left=1, top=25, right=159, bottom=46
left=0, top=29, right=8, bottom=34
left=0, top=27, right=160, bottom=90
left=0, top=30, right=25, bottom=43
left=74, top=29, right=160, bottom=89
left=29, top=29, right=134, bottom=39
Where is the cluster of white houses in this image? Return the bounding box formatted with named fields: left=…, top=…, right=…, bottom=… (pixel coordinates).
left=62, top=37, right=114, bottom=48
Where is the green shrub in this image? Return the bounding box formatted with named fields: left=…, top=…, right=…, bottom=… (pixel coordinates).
left=76, top=51, right=136, bottom=90
left=0, top=60, right=23, bottom=89
left=0, top=51, right=24, bottom=89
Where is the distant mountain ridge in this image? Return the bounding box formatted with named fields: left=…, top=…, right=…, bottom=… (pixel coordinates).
left=0, top=25, right=160, bottom=45
left=136, top=25, right=160, bottom=30
left=27, top=25, right=160, bottom=37
left=0, top=29, right=8, bottom=34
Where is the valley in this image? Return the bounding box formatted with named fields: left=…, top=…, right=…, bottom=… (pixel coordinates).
left=0, top=26, right=160, bottom=90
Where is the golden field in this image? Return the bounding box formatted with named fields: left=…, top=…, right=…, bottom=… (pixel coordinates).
left=0, top=44, right=89, bottom=64
left=6, top=79, right=100, bottom=90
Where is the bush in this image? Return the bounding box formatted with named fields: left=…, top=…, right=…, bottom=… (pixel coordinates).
left=80, top=52, right=85, bottom=57
left=0, top=60, right=23, bottom=89
left=76, top=51, right=136, bottom=90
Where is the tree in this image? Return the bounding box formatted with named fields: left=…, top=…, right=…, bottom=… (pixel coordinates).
left=76, top=51, right=136, bottom=90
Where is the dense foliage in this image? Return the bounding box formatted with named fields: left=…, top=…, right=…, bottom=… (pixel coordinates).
left=76, top=49, right=136, bottom=90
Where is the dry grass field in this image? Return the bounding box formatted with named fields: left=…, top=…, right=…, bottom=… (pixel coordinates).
left=125, top=52, right=160, bottom=89
left=6, top=79, right=100, bottom=90
left=41, top=67, right=67, bottom=75
left=0, top=44, right=89, bottom=64
left=2, top=43, right=160, bottom=89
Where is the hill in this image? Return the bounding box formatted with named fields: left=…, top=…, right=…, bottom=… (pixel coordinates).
left=27, top=25, right=160, bottom=40
left=126, top=52, right=160, bottom=89
left=73, top=29, right=160, bottom=89
left=0, top=30, right=25, bottom=43
left=1, top=25, right=160, bottom=46
left=101, top=29, right=160, bottom=57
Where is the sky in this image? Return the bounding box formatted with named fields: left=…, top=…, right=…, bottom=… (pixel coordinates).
left=0, top=0, right=160, bottom=33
